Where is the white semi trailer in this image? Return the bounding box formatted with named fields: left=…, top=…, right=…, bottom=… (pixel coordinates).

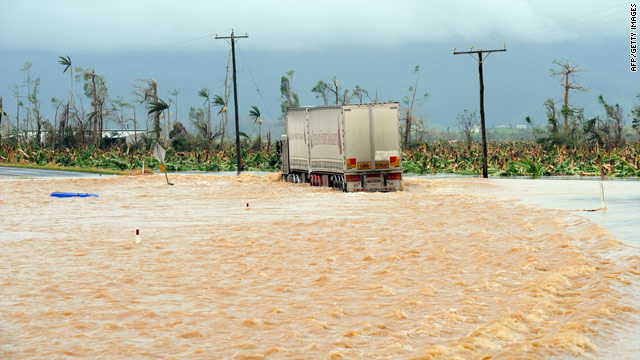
left=280, top=102, right=402, bottom=192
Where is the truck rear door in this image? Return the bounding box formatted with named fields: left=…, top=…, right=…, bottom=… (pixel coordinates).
left=343, top=106, right=372, bottom=172
left=371, top=103, right=402, bottom=191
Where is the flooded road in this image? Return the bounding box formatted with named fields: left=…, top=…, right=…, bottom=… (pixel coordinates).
left=1, top=174, right=638, bottom=359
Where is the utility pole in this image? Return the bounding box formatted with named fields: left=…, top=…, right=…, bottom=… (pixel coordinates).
left=453, top=45, right=506, bottom=178
left=216, top=29, right=248, bottom=175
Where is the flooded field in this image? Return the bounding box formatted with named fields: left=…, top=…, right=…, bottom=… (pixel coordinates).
left=1, top=174, right=639, bottom=359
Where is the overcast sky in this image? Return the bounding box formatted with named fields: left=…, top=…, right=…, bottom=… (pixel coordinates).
left=0, top=0, right=631, bottom=53
left=0, top=0, right=636, bottom=133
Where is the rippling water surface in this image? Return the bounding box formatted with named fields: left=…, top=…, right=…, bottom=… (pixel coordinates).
left=1, top=174, right=638, bottom=359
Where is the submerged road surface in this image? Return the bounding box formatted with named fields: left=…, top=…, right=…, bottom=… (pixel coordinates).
left=1, top=174, right=638, bottom=359
left=0, top=166, right=110, bottom=179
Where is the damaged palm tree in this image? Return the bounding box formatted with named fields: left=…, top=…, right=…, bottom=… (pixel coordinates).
left=148, top=98, right=169, bottom=143
left=198, top=88, right=213, bottom=145
left=79, top=68, right=107, bottom=148
left=249, top=105, right=262, bottom=149
left=133, top=79, right=161, bottom=141
left=58, top=56, right=73, bottom=143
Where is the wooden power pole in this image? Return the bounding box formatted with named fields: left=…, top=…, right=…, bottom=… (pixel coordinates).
left=453, top=45, right=506, bottom=178
left=216, top=29, right=248, bottom=175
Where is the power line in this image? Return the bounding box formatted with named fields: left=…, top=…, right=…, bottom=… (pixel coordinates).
left=508, top=3, right=628, bottom=43
left=236, top=43, right=274, bottom=122
left=512, top=2, right=628, bottom=37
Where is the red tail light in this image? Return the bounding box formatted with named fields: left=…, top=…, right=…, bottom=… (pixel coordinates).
left=386, top=173, right=402, bottom=180
left=346, top=175, right=361, bottom=182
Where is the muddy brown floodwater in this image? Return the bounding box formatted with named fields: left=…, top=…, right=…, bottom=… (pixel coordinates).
left=1, top=174, right=638, bottom=359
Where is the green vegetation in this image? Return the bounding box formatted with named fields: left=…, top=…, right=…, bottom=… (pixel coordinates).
left=1, top=58, right=639, bottom=179
left=0, top=144, right=280, bottom=173
left=402, top=141, right=640, bottom=177
left=2, top=141, right=638, bottom=177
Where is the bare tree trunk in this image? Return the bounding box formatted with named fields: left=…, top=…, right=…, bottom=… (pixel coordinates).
left=25, top=66, right=32, bottom=142
left=15, top=90, right=20, bottom=135
left=404, top=110, right=411, bottom=146
left=132, top=106, right=137, bottom=145
left=221, top=53, right=231, bottom=148
left=91, top=68, right=98, bottom=147
left=152, top=80, right=160, bottom=141
left=36, top=114, right=42, bottom=145
left=564, top=73, right=569, bottom=137
left=53, top=104, right=59, bottom=150
left=60, top=103, right=68, bottom=146
left=98, top=101, right=103, bottom=148
left=207, top=99, right=212, bottom=145
left=267, top=131, right=271, bottom=153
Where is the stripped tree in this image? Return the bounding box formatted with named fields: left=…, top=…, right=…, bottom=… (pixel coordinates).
left=550, top=59, right=586, bottom=138
left=402, top=65, right=429, bottom=146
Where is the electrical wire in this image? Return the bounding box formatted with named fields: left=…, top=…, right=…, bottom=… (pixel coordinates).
left=236, top=43, right=274, bottom=121
left=507, top=2, right=629, bottom=43
left=511, top=2, right=628, bottom=38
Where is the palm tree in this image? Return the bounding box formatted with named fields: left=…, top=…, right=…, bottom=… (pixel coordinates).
left=133, top=79, right=159, bottom=140
left=148, top=98, right=169, bottom=141
left=198, top=88, right=212, bottom=143
left=213, top=94, right=227, bottom=147
left=59, top=56, right=73, bottom=137
left=82, top=68, right=107, bottom=147
left=249, top=105, right=262, bottom=149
